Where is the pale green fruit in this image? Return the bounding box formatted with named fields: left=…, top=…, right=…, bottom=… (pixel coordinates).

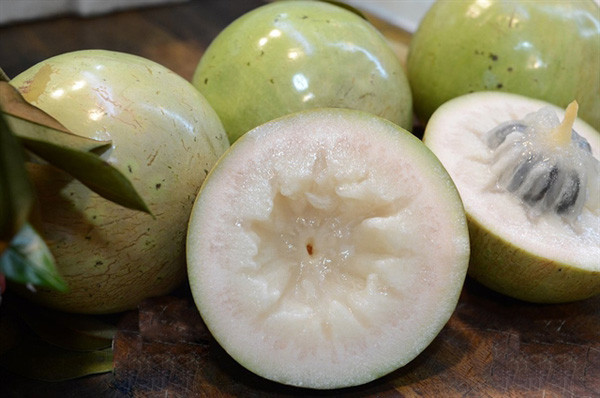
left=187, top=108, right=469, bottom=389
left=407, top=0, right=600, bottom=130
left=423, top=91, right=600, bottom=303
left=10, top=50, right=229, bottom=314
left=192, top=0, right=412, bottom=143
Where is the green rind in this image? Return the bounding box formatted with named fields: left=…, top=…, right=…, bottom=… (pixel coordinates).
left=193, top=0, right=412, bottom=143
left=467, top=215, right=600, bottom=303
left=187, top=108, right=470, bottom=389
left=407, top=0, right=600, bottom=130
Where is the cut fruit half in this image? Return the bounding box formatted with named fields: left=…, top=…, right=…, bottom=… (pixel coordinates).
left=423, top=92, right=600, bottom=303
left=186, top=108, right=470, bottom=389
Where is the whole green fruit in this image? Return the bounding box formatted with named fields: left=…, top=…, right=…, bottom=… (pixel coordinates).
left=193, top=0, right=412, bottom=143
left=10, top=50, right=229, bottom=314
left=407, top=0, right=600, bottom=130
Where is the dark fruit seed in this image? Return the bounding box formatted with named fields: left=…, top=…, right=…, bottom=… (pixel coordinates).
left=507, top=155, right=538, bottom=192
left=523, top=166, right=558, bottom=204
left=486, top=122, right=526, bottom=149
left=555, top=172, right=580, bottom=214
left=543, top=168, right=566, bottom=210
left=486, top=118, right=592, bottom=217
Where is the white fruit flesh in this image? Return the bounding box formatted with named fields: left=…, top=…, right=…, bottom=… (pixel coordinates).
left=424, top=92, right=599, bottom=275
left=187, top=109, right=469, bottom=389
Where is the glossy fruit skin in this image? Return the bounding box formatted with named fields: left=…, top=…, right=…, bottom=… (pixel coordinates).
left=192, top=0, right=412, bottom=143
left=407, top=0, right=600, bottom=130
left=10, top=50, right=228, bottom=314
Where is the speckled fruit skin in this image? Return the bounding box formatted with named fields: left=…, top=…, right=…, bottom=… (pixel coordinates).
left=192, top=0, right=412, bottom=143
left=10, top=50, right=229, bottom=314
left=407, top=0, right=600, bottom=130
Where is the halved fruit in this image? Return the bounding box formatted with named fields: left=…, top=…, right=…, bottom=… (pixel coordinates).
left=186, top=108, right=470, bottom=389
left=423, top=91, right=600, bottom=303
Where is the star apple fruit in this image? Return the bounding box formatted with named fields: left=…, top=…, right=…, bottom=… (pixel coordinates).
left=186, top=108, right=469, bottom=389
left=192, top=0, right=412, bottom=143
left=407, top=0, right=600, bottom=130
left=9, top=50, right=229, bottom=313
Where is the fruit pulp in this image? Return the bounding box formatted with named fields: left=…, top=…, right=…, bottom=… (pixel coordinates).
left=187, top=109, right=470, bottom=388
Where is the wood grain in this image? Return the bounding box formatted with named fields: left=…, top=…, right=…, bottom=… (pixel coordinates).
left=4, top=279, right=597, bottom=397
left=0, top=1, right=598, bottom=397
left=0, top=0, right=262, bottom=81
left=108, top=286, right=598, bottom=397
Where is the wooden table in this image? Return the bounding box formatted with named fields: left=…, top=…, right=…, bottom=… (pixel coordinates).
left=0, top=1, right=598, bottom=397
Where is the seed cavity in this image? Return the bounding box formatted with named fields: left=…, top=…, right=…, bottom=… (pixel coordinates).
left=246, top=148, right=416, bottom=331
left=485, top=104, right=598, bottom=221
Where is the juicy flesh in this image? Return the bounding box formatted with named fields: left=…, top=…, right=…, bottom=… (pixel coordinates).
left=424, top=94, right=599, bottom=270
left=248, top=165, right=416, bottom=336
left=240, top=145, right=435, bottom=345
left=188, top=111, right=468, bottom=388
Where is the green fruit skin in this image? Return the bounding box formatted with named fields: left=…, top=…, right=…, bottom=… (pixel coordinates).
left=407, top=0, right=600, bottom=130
left=467, top=216, right=600, bottom=303
left=193, top=0, right=412, bottom=143
left=10, top=50, right=228, bottom=314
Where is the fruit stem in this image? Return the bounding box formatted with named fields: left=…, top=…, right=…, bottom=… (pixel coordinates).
left=550, top=100, right=578, bottom=147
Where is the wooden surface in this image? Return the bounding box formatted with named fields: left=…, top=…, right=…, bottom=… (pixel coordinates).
left=0, top=1, right=598, bottom=397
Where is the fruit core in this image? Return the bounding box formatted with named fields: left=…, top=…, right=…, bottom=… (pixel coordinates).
left=249, top=176, right=401, bottom=315
left=231, top=138, right=443, bottom=338
left=485, top=101, right=599, bottom=221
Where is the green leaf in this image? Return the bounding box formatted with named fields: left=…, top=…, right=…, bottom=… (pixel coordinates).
left=6, top=113, right=112, bottom=155
left=0, top=333, right=114, bottom=381
left=0, top=82, right=111, bottom=155
left=18, top=308, right=117, bottom=351
left=0, top=113, right=35, bottom=244
left=0, top=297, right=115, bottom=381
left=22, top=138, right=151, bottom=214
left=0, top=67, right=10, bottom=82
left=0, top=223, right=68, bottom=292
left=0, top=81, right=149, bottom=214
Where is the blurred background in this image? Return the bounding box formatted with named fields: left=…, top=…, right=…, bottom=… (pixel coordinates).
left=0, top=0, right=433, bottom=81
left=0, top=0, right=434, bottom=30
